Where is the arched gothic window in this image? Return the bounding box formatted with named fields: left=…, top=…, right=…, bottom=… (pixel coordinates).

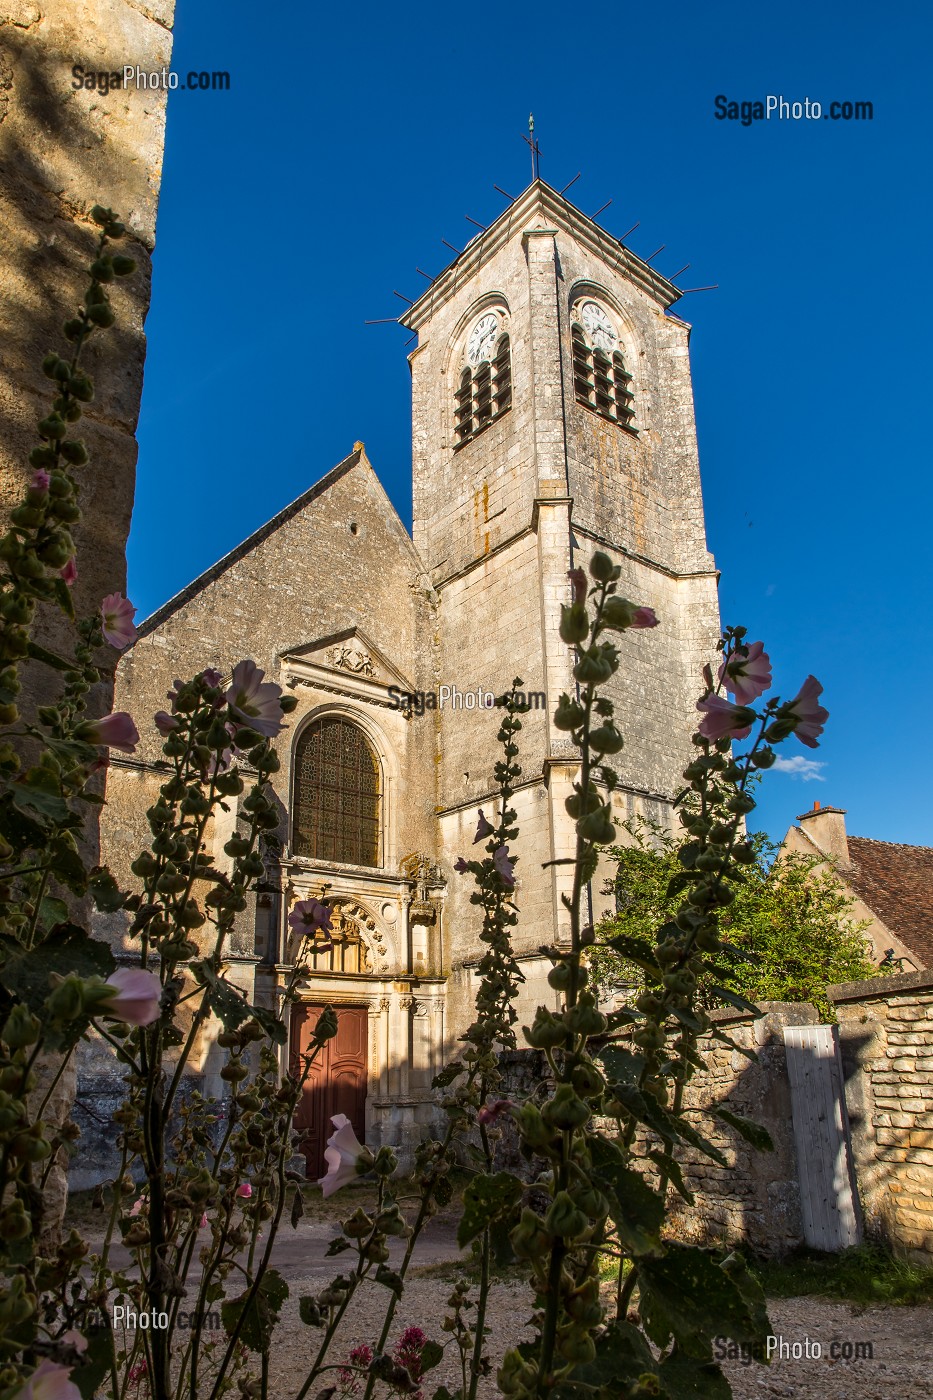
left=292, top=717, right=381, bottom=867
left=454, top=311, right=512, bottom=449
left=571, top=300, right=635, bottom=432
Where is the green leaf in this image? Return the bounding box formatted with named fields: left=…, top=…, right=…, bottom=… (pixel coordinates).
left=432, top=1062, right=464, bottom=1088
left=325, top=1236, right=351, bottom=1256
left=568, top=1319, right=657, bottom=1389
left=604, top=932, right=663, bottom=979
left=658, top=1351, right=732, bottom=1400
left=456, top=1172, right=523, bottom=1248
left=597, top=1044, right=645, bottom=1088
left=419, top=1340, right=444, bottom=1374
left=194, top=960, right=286, bottom=1045
left=221, top=1268, right=289, bottom=1353
left=648, top=1150, right=695, bottom=1205
left=0, top=925, right=115, bottom=1048
left=88, top=866, right=128, bottom=913
left=590, top=1137, right=664, bottom=1256
left=25, top=639, right=75, bottom=672
left=374, top=1263, right=404, bottom=1295
left=638, top=1245, right=761, bottom=1359
left=298, top=1295, right=323, bottom=1327
left=10, top=776, right=72, bottom=827
left=714, top=1108, right=773, bottom=1152
left=707, top=984, right=761, bottom=1016
left=668, top=1114, right=729, bottom=1168
left=72, top=1323, right=112, bottom=1400
left=38, top=895, right=69, bottom=930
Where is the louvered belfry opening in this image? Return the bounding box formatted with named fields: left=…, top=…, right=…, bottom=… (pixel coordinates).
left=293, top=717, right=381, bottom=867
left=572, top=323, right=636, bottom=431
left=454, top=333, right=512, bottom=448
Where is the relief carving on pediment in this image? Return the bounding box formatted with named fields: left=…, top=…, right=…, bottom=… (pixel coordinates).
left=329, top=645, right=376, bottom=678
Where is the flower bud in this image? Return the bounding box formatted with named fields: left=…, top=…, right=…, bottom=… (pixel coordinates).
left=1, top=1005, right=40, bottom=1049
left=542, top=1084, right=591, bottom=1131
left=544, top=1190, right=588, bottom=1239
left=559, top=603, right=589, bottom=645
left=553, top=695, right=585, bottom=731
left=588, top=723, right=624, bottom=755
left=47, top=974, right=86, bottom=1022
left=588, top=550, right=617, bottom=583
left=522, top=1007, right=566, bottom=1050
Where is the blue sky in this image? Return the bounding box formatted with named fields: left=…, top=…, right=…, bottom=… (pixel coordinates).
left=130, top=0, right=932, bottom=847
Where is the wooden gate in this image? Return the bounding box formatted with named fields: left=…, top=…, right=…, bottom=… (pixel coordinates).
left=784, top=1024, right=862, bottom=1251
left=290, top=1003, right=368, bottom=1180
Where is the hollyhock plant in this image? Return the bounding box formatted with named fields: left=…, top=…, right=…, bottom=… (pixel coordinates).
left=60, top=558, right=77, bottom=588
left=288, top=898, right=333, bottom=938
left=31, top=468, right=51, bottom=491
left=82, top=711, right=140, bottom=754
left=100, top=592, right=137, bottom=649
left=317, top=1114, right=373, bottom=1198
left=10, top=1361, right=81, bottom=1400
left=98, top=968, right=162, bottom=1026
left=696, top=693, right=755, bottom=742
left=718, top=639, right=772, bottom=705
left=60, top=1331, right=87, bottom=1355
left=236, top=1182, right=252, bottom=1199
left=453, top=856, right=470, bottom=873
left=782, top=674, right=829, bottom=748
left=225, top=659, right=285, bottom=737
left=494, top=844, right=516, bottom=887
left=472, top=809, right=494, bottom=843
left=478, top=1098, right=516, bottom=1126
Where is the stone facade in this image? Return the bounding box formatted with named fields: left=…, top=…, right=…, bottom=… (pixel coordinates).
left=830, top=971, right=933, bottom=1263
left=91, top=180, right=721, bottom=1177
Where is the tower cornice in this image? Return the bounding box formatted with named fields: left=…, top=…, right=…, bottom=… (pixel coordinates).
left=400, top=179, right=682, bottom=333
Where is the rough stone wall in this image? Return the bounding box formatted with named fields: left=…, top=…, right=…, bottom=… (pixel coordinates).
left=830, top=971, right=933, bottom=1263
left=1, top=0, right=174, bottom=683
left=495, top=1003, right=816, bottom=1257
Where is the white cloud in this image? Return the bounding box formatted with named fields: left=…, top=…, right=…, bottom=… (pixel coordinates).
left=771, top=754, right=826, bottom=781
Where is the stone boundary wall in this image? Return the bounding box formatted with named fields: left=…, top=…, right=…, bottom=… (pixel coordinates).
left=829, top=970, right=933, bottom=1263
left=497, top=1002, right=817, bottom=1257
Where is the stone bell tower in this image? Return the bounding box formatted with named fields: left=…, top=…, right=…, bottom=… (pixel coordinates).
left=401, top=180, right=721, bottom=1036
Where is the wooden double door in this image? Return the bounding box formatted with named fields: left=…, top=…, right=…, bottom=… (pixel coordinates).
left=290, top=1002, right=368, bottom=1180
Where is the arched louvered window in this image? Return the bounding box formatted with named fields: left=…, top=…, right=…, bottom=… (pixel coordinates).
left=292, top=717, right=381, bottom=867
left=454, top=324, right=512, bottom=449
left=571, top=302, right=637, bottom=433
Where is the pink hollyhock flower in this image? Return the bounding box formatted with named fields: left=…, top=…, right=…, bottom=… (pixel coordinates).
left=226, top=660, right=284, bottom=737
left=59, top=558, right=77, bottom=588
left=477, top=1098, right=515, bottom=1126
left=696, top=694, right=754, bottom=742
left=60, top=1330, right=87, bottom=1355
left=288, top=898, right=333, bottom=937
left=493, top=845, right=516, bottom=887
left=783, top=675, right=829, bottom=749
left=568, top=567, right=587, bottom=604
left=472, top=809, right=494, bottom=843
left=718, top=640, right=772, bottom=706
left=31, top=468, right=51, bottom=491
left=236, top=1182, right=252, bottom=1199
left=101, top=592, right=137, bottom=649
left=317, top=1114, right=373, bottom=1198
left=10, top=1361, right=81, bottom=1400
left=85, top=711, right=140, bottom=754
left=199, top=1213, right=208, bottom=1228
left=453, top=856, right=469, bottom=873
left=630, top=606, right=659, bottom=629
left=129, top=1198, right=143, bottom=1217
left=201, top=668, right=223, bottom=688
left=153, top=710, right=179, bottom=737
left=99, top=968, right=162, bottom=1026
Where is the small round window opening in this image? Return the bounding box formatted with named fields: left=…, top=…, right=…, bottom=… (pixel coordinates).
left=571, top=300, right=636, bottom=433
left=453, top=309, right=512, bottom=449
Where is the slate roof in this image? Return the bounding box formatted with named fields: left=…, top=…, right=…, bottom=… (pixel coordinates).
left=845, top=837, right=933, bottom=967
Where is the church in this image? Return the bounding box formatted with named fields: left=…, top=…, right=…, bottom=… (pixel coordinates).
left=94, top=178, right=720, bottom=1178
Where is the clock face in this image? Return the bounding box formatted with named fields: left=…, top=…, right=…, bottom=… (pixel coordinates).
left=580, top=301, right=618, bottom=354
left=467, top=313, right=499, bottom=365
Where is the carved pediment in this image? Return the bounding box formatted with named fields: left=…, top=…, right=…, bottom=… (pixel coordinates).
left=279, top=627, right=414, bottom=694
